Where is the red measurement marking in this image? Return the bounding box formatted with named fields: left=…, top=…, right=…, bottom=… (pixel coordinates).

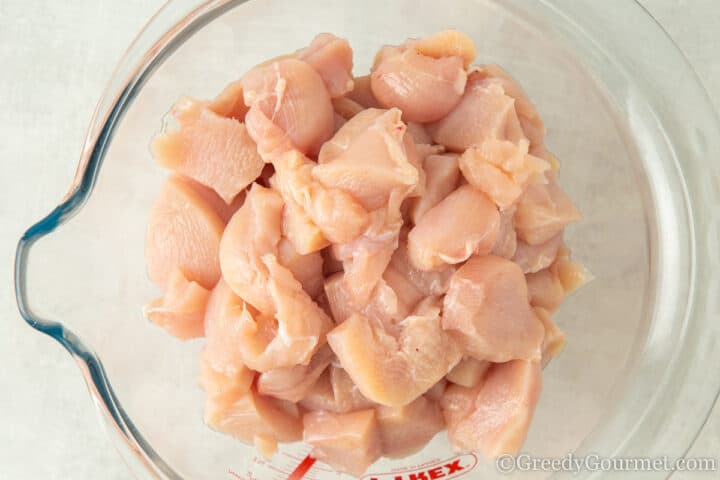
left=287, top=455, right=317, bottom=480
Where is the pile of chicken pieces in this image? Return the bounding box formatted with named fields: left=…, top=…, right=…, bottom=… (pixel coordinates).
left=144, top=30, right=587, bottom=477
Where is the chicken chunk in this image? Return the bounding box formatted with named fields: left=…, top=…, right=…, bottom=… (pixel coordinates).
left=513, top=233, right=563, bottom=274
left=146, top=176, right=224, bottom=290
left=409, top=153, right=460, bottom=224
left=297, top=33, right=354, bottom=98
left=514, top=180, right=580, bottom=245
left=441, top=360, right=542, bottom=457
left=303, top=409, right=382, bottom=477
left=242, top=58, right=334, bottom=158
left=376, top=395, right=445, bottom=458
left=443, top=255, right=544, bottom=362
left=446, top=357, right=490, bottom=388
left=219, top=184, right=284, bottom=313
left=257, top=344, right=333, bottom=402
left=143, top=267, right=210, bottom=340
left=327, top=300, right=461, bottom=406
left=427, top=71, right=526, bottom=152
left=459, top=138, right=549, bottom=209
left=408, top=185, right=500, bottom=271
left=152, top=97, right=264, bottom=203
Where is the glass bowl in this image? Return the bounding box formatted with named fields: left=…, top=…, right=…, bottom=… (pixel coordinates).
left=15, top=0, right=720, bottom=479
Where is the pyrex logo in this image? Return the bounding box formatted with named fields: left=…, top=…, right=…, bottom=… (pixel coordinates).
left=363, top=453, right=478, bottom=480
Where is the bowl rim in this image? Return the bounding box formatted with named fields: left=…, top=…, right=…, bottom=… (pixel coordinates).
left=14, top=1, right=720, bottom=479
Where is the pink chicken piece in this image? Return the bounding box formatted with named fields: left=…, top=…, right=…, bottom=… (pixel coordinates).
left=441, top=360, right=542, bottom=457
left=205, top=385, right=303, bottom=445
left=199, top=347, right=255, bottom=401
left=257, top=344, right=334, bottom=402
left=242, top=58, right=334, bottom=158
left=346, top=74, right=381, bottom=108
left=513, top=232, right=563, bottom=274
left=376, top=395, right=445, bottom=458
left=446, top=357, right=490, bottom=388
left=145, top=176, right=224, bottom=290
left=409, top=153, right=461, bottom=224
left=280, top=194, right=330, bottom=255
left=203, top=279, right=253, bottom=377
left=324, top=272, right=399, bottom=326
left=297, top=33, right=354, bottom=98
left=526, top=268, right=565, bottom=312
left=299, top=366, right=376, bottom=414
left=169, top=176, right=245, bottom=225
left=332, top=96, right=365, bottom=120
left=327, top=298, right=462, bottom=407
left=442, top=255, right=545, bottom=362
left=514, top=180, right=581, bottom=245
left=389, top=240, right=456, bottom=296
left=143, top=267, right=210, bottom=340
left=303, top=409, right=383, bottom=477
left=534, top=307, right=565, bottom=366
left=232, top=255, right=332, bottom=372
left=408, top=185, right=500, bottom=271
left=276, top=237, right=324, bottom=298
left=475, top=64, right=547, bottom=157
left=407, top=29, right=477, bottom=68
left=219, top=184, right=284, bottom=314
left=491, top=206, right=518, bottom=259
left=270, top=150, right=370, bottom=245
left=314, top=108, right=419, bottom=211
left=427, top=71, right=526, bottom=152
left=152, top=97, right=264, bottom=204
left=371, top=48, right=467, bottom=123
left=205, top=80, right=250, bottom=121
left=459, top=138, right=550, bottom=209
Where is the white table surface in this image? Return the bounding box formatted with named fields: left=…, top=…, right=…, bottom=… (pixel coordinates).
left=1, top=1, right=718, bottom=479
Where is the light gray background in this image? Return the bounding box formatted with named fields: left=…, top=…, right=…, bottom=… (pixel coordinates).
left=0, top=1, right=717, bottom=479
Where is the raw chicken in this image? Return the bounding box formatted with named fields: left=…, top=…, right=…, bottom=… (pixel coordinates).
left=277, top=237, right=324, bottom=298
left=303, top=409, right=382, bottom=477
left=206, top=386, right=303, bottom=444
left=199, top=348, right=255, bottom=400
left=446, top=357, right=490, bottom=388
left=442, top=255, right=544, bottom=362
left=458, top=138, right=549, bottom=209
left=441, top=360, right=542, bottom=457
left=534, top=307, right=565, bottom=366
left=346, top=74, right=381, bottom=108
left=143, top=267, right=210, bottom=339
left=146, top=176, right=224, bottom=290
left=409, top=153, right=460, bottom=224
left=170, top=176, right=245, bottom=224
left=408, top=30, right=477, bottom=68
left=514, top=180, right=580, bottom=245
left=242, top=58, right=334, bottom=158
left=219, top=184, right=284, bottom=314
left=233, top=255, right=332, bottom=372
left=408, top=185, right=500, bottom=271
left=512, top=233, right=563, bottom=274
left=145, top=30, right=586, bottom=474
left=314, top=108, right=418, bottom=211
left=152, top=97, right=264, bottom=203
left=271, top=150, right=369, bottom=244
left=474, top=64, right=546, bottom=157
left=427, top=70, right=526, bottom=152
left=327, top=299, right=462, bottom=406
left=491, top=206, right=518, bottom=258
left=526, top=268, right=565, bottom=312
left=203, top=279, right=250, bottom=376
left=299, top=366, right=375, bottom=414
left=257, top=344, right=333, bottom=402
left=297, top=33, right=354, bottom=98
left=376, top=395, right=445, bottom=458
left=372, top=48, right=467, bottom=123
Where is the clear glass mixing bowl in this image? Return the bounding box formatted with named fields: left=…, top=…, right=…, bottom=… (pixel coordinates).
left=14, top=1, right=720, bottom=479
